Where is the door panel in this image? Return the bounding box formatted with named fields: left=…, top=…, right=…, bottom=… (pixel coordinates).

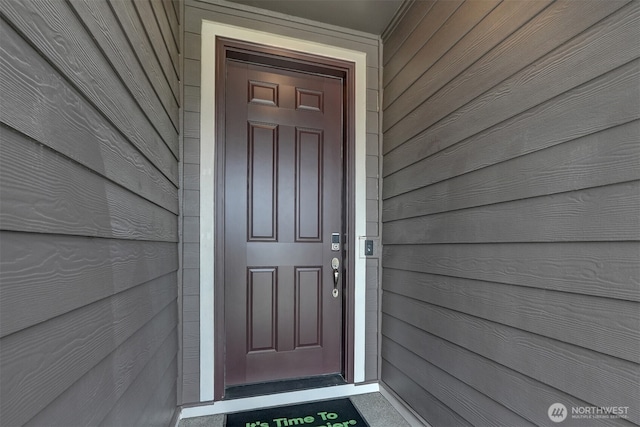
left=224, top=59, right=344, bottom=387
left=247, top=123, right=277, bottom=241
left=295, top=266, right=322, bottom=348
left=296, top=128, right=323, bottom=241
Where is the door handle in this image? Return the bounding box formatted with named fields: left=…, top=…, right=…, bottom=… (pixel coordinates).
left=331, top=258, right=340, bottom=298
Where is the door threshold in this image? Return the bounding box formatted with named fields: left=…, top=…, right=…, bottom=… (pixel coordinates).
left=224, top=374, right=346, bottom=400
left=179, top=382, right=380, bottom=420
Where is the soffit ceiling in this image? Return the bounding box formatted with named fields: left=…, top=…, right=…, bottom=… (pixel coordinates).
left=223, top=0, right=405, bottom=35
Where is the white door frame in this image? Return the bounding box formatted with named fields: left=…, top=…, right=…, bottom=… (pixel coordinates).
left=199, top=20, right=368, bottom=402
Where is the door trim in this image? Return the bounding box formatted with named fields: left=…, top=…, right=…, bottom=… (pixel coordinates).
left=199, top=20, right=368, bottom=402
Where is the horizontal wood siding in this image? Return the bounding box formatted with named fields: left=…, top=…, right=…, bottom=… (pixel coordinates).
left=0, top=0, right=180, bottom=425
left=381, top=1, right=640, bottom=425
left=181, top=0, right=382, bottom=403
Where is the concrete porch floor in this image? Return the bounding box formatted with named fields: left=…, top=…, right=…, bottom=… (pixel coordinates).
left=178, top=392, right=415, bottom=427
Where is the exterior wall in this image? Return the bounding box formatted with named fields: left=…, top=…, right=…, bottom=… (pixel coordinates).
left=381, top=1, right=640, bottom=425
left=181, top=0, right=383, bottom=404
left=0, top=0, right=181, bottom=425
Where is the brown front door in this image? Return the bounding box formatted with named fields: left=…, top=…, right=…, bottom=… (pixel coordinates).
left=222, top=57, right=345, bottom=387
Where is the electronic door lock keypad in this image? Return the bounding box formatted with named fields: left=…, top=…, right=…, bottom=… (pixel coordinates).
left=331, top=233, right=340, bottom=251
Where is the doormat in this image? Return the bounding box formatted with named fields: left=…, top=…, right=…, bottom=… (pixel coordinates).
left=225, top=398, right=369, bottom=427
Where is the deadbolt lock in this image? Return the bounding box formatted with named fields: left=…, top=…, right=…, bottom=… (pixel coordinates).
left=331, top=233, right=340, bottom=251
